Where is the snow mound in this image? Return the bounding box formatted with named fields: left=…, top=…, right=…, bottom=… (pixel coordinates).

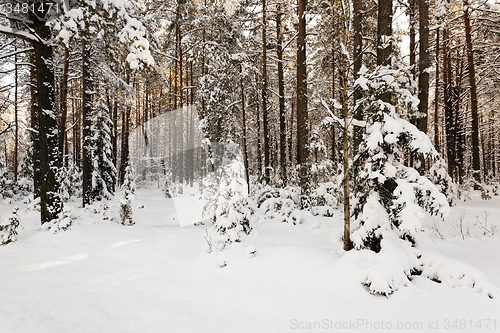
left=362, top=230, right=417, bottom=296
left=418, top=251, right=500, bottom=300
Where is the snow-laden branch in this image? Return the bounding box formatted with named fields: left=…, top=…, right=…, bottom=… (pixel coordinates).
left=0, top=25, right=38, bottom=42
left=49, top=0, right=154, bottom=70
left=0, top=47, right=34, bottom=60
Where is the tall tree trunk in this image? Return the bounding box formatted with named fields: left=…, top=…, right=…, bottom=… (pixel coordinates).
left=58, top=48, right=70, bottom=166
left=240, top=64, right=250, bottom=193
left=30, top=52, right=40, bottom=198
left=178, top=25, right=184, bottom=185
left=434, top=27, right=440, bottom=151
left=112, top=100, right=118, bottom=170
left=409, top=0, right=416, bottom=79
left=276, top=3, right=286, bottom=185
left=297, top=0, right=309, bottom=198
left=32, top=6, right=62, bottom=224
left=256, top=96, right=262, bottom=178
left=82, top=30, right=93, bottom=206
left=443, top=28, right=455, bottom=179
left=341, top=8, right=351, bottom=251
left=262, top=0, right=270, bottom=184
left=409, top=0, right=417, bottom=128
left=377, top=0, right=392, bottom=104
left=463, top=0, right=481, bottom=186
left=352, top=0, right=363, bottom=152
left=377, top=0, right=392, bottom=67
left=14, top=50, right=18, bottom=182
left=331, top=12, right=336, bottom=164
left=418, top=0, right=429, bottom=135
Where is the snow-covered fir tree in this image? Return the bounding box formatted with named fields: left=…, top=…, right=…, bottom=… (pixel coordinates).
left=90, top=99, right=117, bottom=201
left=204, top=142, right=256, bottom=251
left=0, top=148, right=9, bottom=198
left=350, top=65, right=451, bottom=295
left=119, top=165, right=136, bottom=226
left=0, top=206, right=21, bottom=245
left=57, top=166, right=72, bottom=202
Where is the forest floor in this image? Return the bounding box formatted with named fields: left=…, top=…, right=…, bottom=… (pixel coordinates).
left=0, top=186, right=499, bottom=333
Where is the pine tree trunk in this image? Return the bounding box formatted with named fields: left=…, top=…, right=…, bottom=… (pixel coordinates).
left=443, top=28, right=455, bottom=179
left=409, top=0, right=417, bottom=129
left=377, top=0, right=392, bottom=67
left=463, top=0, right=481, bottom=186
left=112, top=100, right=118, bottom=170
left=377, top=0, right=392, bottom=104
left=256, top=95, right=262, bottom=179
left=352, top=0, right=363, bottom=152
left=297, top=0, right=309, bottom=198
left=82, top=31, right=92, bottom=206
left=178, top=26, right=184, bottom=185
left=30, top=52, right=40, bottom=198
left=32, top=6, right=62, bottom=224
left=240, top=64, right=250, bottom=193
left=58, top=48, right=70, bottom=166
left=434, top=27, right=440, bottom=152
left=418, top=0, right=429, bottom=135
left=262, top=0, right=270, bottom=184
left=276, top=3, right=286, bottom=185
left=341, top=9, right=351, bottom=251
left=14, top=50, right=18, bottom=182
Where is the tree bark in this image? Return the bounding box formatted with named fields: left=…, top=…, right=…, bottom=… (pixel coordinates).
left=32, top=6, right=62, bottom=223
left=58, top=47, right=70, bottom=166
left=463, top=0, right=481, bottom=186
left=14, top=49, right=18, bottom=182
left=418, top=0, right=430, bottom=135
left=262, top=0, right=270, bottom=184
left=82, top=30, right=92, bottom=206
left=352, top=0, right=363, bottom=152
left=377, top=0, right=392, bottom=67
left=377, top=0, right=393, bottom=104
left=276, top=3, right=286, bottom=185
left=434, top=27, right=440, bottom=151
left=30, top=52, right=40, bottom=198
left=443, top=28, right=455, bottom=178
left=297, top=0, right=309, bottom=198
left=240, top=64, right=250, bottom=193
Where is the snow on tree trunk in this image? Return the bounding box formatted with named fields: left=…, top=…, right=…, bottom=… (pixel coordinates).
left=119, top=165, right=136, bottom=226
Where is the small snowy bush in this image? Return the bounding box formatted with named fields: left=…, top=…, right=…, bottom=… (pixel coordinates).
left=255, top=185, right=301, bottom=224
left=0, top=206, right=22, bottom=245
left=204, top=142, right=256, bottom=251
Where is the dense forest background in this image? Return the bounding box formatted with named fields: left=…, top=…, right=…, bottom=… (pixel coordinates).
left=0, top=0, right=499, bottom=227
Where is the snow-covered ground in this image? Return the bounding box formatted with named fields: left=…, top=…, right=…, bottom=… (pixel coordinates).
left=1, top=187, right=499, bottom=333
